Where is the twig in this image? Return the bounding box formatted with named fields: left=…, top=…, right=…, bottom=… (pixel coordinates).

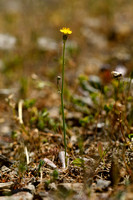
left=18, top=99, right=24, bottom=124
left=24, top=146, right=30, bottom=165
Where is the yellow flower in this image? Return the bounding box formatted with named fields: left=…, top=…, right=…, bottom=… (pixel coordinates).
left=60, top=27, right=72, bottom=35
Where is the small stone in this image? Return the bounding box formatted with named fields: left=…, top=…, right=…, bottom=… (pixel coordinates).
left=0, top=34, right=16, bottom=50
left=0, top=182, right=14, bottom=189
left=58, top=183, right=83, bottom=193
left=44, top=158, right=57, bottom=169
left=0, top=191, right=33, bottom=200
left=96, top=179, right=111, bottom=190
left=49, top=182, right=57, bottom=191
left=1, top=165, right=11, bottom=173
left=37, top=37, right=57, bottom=51
left=26, top=183, right=35, bottom=194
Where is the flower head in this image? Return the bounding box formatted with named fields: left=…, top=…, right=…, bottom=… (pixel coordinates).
left=60, top=27, right=72, bottom=35
left=111, top=71, right=122, bottom=79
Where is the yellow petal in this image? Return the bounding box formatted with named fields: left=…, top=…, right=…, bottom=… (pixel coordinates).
left=60, top=27, right=72, bottom=35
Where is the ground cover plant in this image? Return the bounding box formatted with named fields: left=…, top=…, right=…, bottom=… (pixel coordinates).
left=0, top=0, right=133, bottom=200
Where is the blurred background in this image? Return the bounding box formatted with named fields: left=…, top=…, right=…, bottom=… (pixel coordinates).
left=0, top=0, right=133, bottom=94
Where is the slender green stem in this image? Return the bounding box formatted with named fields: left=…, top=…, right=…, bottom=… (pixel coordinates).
left=127, top=75, right=133, bottom=97
left=61, top=39, right=67, bottom=158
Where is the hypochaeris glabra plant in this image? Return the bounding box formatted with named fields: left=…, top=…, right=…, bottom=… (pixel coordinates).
left=60, top=27, right=72, bottom=163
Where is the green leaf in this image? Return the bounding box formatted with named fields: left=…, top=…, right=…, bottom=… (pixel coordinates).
left=128, top=134, right=133, bottom=139
left=38, top=160, right=45, bottom=172
left=37, top=119, right=45, bottom=130
left=41, top=109, right=49, bottom=117
left=78, top=74, right=88, bottom=82
left=127, top=96, right=133, bottom=102
left=52, top=169, right=59, bottom=180
left=79, top=115, right=94, bottom=127
left=104, top=104, right=113, bottom=113
left=24, top=99, right=36, bottom=109
left=11, top=131, right=18, bottom=139
left=45, top=180, right=51, bottom=188
left=72, top=158, right=84, bottom=167
left=104, top=85, right=109, bottom=94
left=89, top=75, right=102, bottom=90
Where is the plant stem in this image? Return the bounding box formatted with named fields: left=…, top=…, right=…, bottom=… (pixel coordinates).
left=61, top=39, right=67, bottom=158
left=127, top=75, right=133, bottom=97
